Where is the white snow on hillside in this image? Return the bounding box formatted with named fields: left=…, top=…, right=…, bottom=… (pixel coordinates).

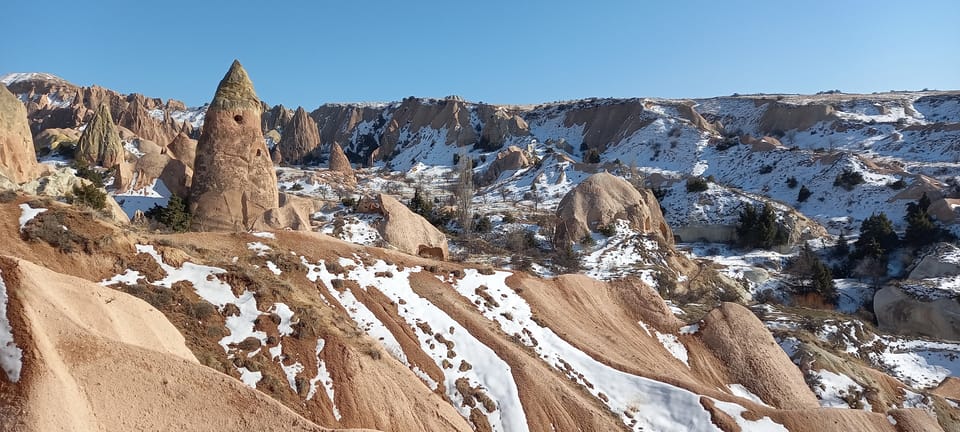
left=448, top=268, right=779, bottom=432
left=18, top=204, right=47, bottom=231
left=0, top=269, right=23, bottom=383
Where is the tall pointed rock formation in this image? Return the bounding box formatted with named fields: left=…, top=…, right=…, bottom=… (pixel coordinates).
left=277, top=106, right=320, bottom=165
left=76, top=103, right=123, bottom=168
left=0, top=85, right=42, bottom=183
left=189, top=60, right=278, bottom=231
left=327, top=142, right=354, bottom=175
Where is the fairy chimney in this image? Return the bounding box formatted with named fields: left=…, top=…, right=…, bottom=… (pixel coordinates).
left=189, top=60, right=279, bottom=231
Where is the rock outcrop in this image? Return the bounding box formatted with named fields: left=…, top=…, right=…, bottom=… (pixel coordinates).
left=253, top=193, right=322, bottom=231
left=189, top=60, right=278, bottom=232
left=874, top=286, right=960, bottom=340
left=759, top=101, right=838, bottom=134
left=699, top=302, right=821, bottom=410
left=370, top=193, right=448, bottom=260
left=328, top=142, right=354, bottom=176
left=476, top=106, right=531, bottom=151
left=479, top=145, right=530, bottom=185
left=166, top=131, right=197, bottom=169
left=33, top=128, right=80, bottom=155
left=0, top=85, right=42, bottom=183
left=554, top=172, right=672, bottom=246
left=278, top=107, right=321, bottom=165
left=76, top=103, right=123, bottom=168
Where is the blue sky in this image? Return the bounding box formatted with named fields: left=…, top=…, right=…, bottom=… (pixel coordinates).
left=2, top=1, right=957, bottom=108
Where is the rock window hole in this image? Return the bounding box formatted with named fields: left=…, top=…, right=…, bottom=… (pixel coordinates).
left=234, top=115, right=243, bottom=124
left=256, top=149, right=262, bottom=157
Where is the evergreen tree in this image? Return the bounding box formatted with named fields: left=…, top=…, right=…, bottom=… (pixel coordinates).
left=852, top=213, right=899, bottom=259
left=797, top=185, right=812, bottom=202
left=736, top=202, right=788, bottom=249
left=146, top=195, right=192, bottom=232
left=904, top=192, right=938, bottom=247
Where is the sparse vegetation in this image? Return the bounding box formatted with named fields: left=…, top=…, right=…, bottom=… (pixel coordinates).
left=685, top=176, right=709, bottom=193
left=735, top=202, right=788, bottom=249
left=786, top=177, right=798, bottom=189
left=146, top=195, right=192, bottom=232
left=833, top=169, right=865, bottom=191
left=66, top=183, right=107, bottom=211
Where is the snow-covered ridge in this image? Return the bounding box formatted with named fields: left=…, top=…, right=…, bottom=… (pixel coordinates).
left=0, top=72, right=68, bottom=85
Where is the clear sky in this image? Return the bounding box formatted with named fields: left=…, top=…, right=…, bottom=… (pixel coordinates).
left=2, top=0, right=958, bottom=108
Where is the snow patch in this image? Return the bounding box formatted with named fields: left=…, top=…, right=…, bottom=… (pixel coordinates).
left=0, top=269, right=23, bottom=383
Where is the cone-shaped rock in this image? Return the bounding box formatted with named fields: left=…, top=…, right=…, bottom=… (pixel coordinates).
left=328, top=142, right=354, bottom=175
left=189, top=60, right=278, bottom=231
left=76, top=103, right=123, bottom=168
left=0, top=85, right=42, bottom=183
left=277, top=107, right=320, bottom=165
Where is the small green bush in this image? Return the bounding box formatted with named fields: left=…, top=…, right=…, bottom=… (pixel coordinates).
left=797, top=185, right=812, bottom=202
left=67, top=183, right=107, bottom=211
left=597, top=224, right=617, bottom=237
left=786, top=177, right=798, bottom=189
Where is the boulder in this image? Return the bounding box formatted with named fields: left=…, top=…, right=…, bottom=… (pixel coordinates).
left=278, top=107, right=321, bottom=165
left=0, top=84, right=42, bottom=183
left=554, top=172, right=672, bottom=246
left=328, top=142, right=354, bottom=176
left=479, top=145, right=530, bottom=185
left=189, top=60, right=279, bottom=232
left=874, top=286, right=960, bottom=340
left=76, top=103, right=123, bottom=168
left=375, top=193, right=448, bottom=260
left=253, top=193, right=321, bottom=231
left=699, top=302, right=821, bottom=410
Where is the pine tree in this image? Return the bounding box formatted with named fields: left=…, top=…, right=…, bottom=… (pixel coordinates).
left=853, top=213, right=899, bottom=259
left=904, top=192, right=938, bottom=247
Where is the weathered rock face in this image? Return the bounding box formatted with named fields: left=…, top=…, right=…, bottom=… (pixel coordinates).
left=554, top=172, right=672, bottom=246
left=909, top=243, right=960, bottom=280
left=327, top=142, right=353, bottom=175
left=373, top=193, right=448, bottom=260
left=874, top=286, right=960, bottom=340
left=189, top=60, right=278, bottom=232
left=261, top=103, right=293, bottom=134
left=476, top=106, right=531, bottom=152
left=479, top=145, right=530, bottom=185
left=33, top=127, right=80, bottom=155
left=0, top=85, right=42, bottom=183
left=6, top=75, right=195, bottom=144
left=758, top=101, right=837, bottom=134
left=166, top=132, right=197, bottom=170
left=278, top=107, right=321, bottom=165
left=700, top=302, right=821, bottom=410
left=76, top=103, right=123, bottom=168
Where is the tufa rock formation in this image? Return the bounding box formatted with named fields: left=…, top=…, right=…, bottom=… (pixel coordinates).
left=189, top=60, right=279, bottom=231
left=76, top=103, right=123, bottom=168
left=278, top=107, right=321, bottom=165
left=699, top=302, right=821, bottom=410
left=554, top=172, right=672, bottom=246
left=327, top=142, right=354, bottom=176
left=0, top=85, right=42, bottom=183
left=479, top=145, right=530, bottom=185
left=372, top=193, right=448, bottom=260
